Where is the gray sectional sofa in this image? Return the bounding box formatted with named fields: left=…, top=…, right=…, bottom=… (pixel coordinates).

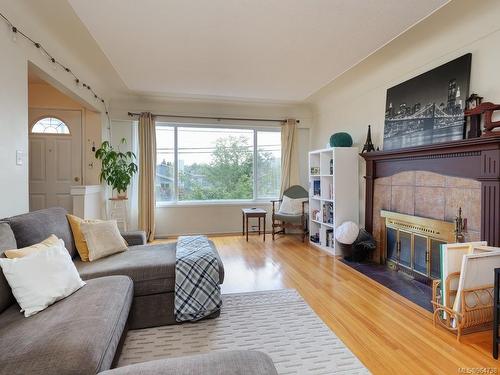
left=0, top=207, right=277, bottom=375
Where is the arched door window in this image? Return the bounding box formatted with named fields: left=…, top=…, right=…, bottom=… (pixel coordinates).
left=31, top=117, right=70, bottom=134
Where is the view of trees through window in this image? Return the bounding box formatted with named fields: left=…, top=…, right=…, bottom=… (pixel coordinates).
left=155, top=124, right=281, bottom=202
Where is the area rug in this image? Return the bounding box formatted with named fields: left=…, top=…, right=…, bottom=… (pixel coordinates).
left=117, top=289, right=369, bottom=374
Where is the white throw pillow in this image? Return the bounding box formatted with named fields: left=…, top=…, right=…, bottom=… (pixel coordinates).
left=80, top=220, right=128, bottom=261
left=279, top=195, right=307, bottom=215
left=335, top=221, right=359, bottom=245
left=0, top=239, right=85, bottom=317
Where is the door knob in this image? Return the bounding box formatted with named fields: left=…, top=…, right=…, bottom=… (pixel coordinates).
left=74, top=177, right=80, bottom=182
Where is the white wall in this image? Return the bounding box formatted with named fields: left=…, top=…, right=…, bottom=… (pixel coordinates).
left=110, top=95, right=312, bottom=236
left=0, top=30, right=29, bottom=217
left=0, top=0, right=115, bottom=217
left=308, top=0, right=500, bottom=226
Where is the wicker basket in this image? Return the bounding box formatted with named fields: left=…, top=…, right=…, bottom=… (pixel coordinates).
left=432, top=273, right=493, bottom=341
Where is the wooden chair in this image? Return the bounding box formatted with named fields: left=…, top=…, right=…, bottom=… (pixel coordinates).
left=271, top=185, right=309, bottom=241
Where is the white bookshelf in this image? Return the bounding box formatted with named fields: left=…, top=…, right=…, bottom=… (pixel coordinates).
left=308, top=147, right=359, bottom=256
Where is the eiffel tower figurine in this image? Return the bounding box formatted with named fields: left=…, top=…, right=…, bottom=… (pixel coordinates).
left=361, top=125, right=375, bottom=153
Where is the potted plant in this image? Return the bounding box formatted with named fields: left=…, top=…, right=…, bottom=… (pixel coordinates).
left=94, top=138, right=138, bottom=199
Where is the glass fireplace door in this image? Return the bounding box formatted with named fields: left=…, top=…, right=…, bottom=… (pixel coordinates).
left=399, top=231, right=412, bottom=268
left=385, top=226, right=444, bottom=281
left=413, top=235, right=428, bottom=275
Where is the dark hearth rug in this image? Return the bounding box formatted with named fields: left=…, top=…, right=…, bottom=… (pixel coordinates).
left=339, top=259, right=433, bottom=312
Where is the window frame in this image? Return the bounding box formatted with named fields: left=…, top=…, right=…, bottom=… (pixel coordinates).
left=155, top=122, right=281, bottom=207
left=31, top=116, right=71, bottom=135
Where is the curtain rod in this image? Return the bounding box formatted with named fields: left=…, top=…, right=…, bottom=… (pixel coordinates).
left=127, top=112, right=299, bottom=124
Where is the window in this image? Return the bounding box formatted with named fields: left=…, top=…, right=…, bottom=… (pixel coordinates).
left=155, top=124, right=281, bottom=203
left=31, top=117, right=70, bottom=134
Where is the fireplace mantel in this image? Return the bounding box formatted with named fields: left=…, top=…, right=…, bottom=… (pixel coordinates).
left=361, top=136, right=500, bottom=246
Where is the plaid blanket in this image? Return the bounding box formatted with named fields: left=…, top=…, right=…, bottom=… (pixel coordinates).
left=174, top=235, right=222, bottom=322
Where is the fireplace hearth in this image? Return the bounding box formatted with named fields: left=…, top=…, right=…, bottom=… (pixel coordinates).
left=339, top=258, right=433, bottom=311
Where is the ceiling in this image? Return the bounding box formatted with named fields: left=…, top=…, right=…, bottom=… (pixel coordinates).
left=68, top=0, right=449, bottom=102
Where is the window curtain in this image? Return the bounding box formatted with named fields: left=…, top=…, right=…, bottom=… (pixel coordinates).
left=280, top=118, right=299, bottom=196
left=138, top=112, right=156, bottom=242
left=130, top=121, right=139, bottom=230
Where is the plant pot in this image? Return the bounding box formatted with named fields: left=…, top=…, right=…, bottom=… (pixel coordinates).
left=110, top=190, right=128, bottom=200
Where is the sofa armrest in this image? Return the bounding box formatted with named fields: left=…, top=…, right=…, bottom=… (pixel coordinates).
left=121, top=231, right=147, bottom=246
left=100, top=351, right=277, bottom=375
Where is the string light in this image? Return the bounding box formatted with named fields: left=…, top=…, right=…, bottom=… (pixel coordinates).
left=0, top=10, right=112, bottom=140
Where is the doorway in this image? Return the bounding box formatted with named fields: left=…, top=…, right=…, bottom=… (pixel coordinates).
left=28, top=109, right=83, bottom=213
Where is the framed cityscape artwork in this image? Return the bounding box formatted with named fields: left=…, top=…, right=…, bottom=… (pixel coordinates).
left=383, top=53, right=472, bottom=150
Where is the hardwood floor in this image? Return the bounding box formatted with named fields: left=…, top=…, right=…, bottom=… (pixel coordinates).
left=208, top=234, right=498, bottom=374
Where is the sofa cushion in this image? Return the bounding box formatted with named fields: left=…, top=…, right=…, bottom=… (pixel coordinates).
left=0, top=275, right=133, bottom=375
left=101, top=351, right=278, bottom=375
left=274, top=212, right=305, bottom=224
left=5, top=207, right=77, bottom=258
left=121, top=231, right=147, bottom=246
left=0, top=222, right=16, bottom=313
left=74, top=242, right=224, bottom=297
left=128, top=292, right=221, bottom=329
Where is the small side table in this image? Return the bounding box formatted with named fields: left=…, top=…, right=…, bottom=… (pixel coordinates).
left=242, top=208, right=267, bottom=242
left=107, top=198, right=128, bottom=232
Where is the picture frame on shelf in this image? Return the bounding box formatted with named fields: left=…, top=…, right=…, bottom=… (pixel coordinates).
left=310, top=166, right=320, bottom=175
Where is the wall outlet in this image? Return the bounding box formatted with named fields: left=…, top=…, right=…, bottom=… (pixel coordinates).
left=16, top=150, right=23, bottom=166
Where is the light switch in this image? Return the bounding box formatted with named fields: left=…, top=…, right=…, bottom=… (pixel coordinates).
left=16, top=150, right=23, bottom=166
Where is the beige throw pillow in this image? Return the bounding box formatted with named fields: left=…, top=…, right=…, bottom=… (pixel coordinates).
left=80, top=220, right=128, bottom=261
left=4, top=234, right=59, bottom=259
left=279, top=195, right=307, bottom=215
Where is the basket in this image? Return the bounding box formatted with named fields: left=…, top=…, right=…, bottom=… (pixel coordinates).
left=431, top=273, right=493, bottom=341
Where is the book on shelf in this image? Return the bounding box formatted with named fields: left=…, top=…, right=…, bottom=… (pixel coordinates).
left=311, top=209, right=320, bottom=222
left=322, top=202, right=334, bottom=224
left=326, top=229, right=334, bottom=248
left=312, top=180, right=321, bottom=197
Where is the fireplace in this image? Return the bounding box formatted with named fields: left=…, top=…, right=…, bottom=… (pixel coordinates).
left=381, top=210, right=455, bottom=283
left=346, top=137, right=500, bottom=309
left=361, top=136, right=500, bottom=261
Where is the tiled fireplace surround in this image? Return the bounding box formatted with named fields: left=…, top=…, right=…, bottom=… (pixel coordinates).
left=362, top=136, right=500, bottom=265
left=371, top=171, right=481, bottom=262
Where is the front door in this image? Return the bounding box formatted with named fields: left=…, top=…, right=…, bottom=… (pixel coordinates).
left=28, top=109, right=82, bottom=213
